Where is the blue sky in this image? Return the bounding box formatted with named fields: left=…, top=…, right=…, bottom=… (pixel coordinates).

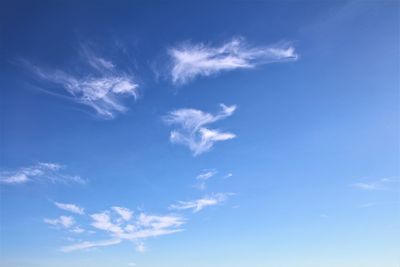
left=0, top=1, right=399, bottom=267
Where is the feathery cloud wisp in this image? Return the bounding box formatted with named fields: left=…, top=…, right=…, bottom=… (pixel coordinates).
left=112, top=206, right=133, bottom=221
left=55, top=202, right=85, bottom=215
left=61, top=239, right=121, bottom=253
left=0, top=162, right=85, bottom=185
left=164, top=104, right=236, bottom=155
left=26, top=48, right=138, bottom=119
left=91, top=211, right=124, bottom=234
left=80, top=45, right=116, bottom=72
left=168, top=37, right=298, bottom=84
left=196, top=169, right=217, bottom=181
left=31, top=67, right=138, bottom=119
left=70, top=227, right=85, bottom=234
left=351, top=178, right=398, bottom=191
left=195, top=169, right=217, bottom=190
left=170, top=193, right=231, bottom=213
left=44, top=216, right=75, bottom=228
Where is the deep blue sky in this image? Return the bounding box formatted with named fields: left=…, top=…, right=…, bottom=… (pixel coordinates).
left=1, top=1, right=399, bottom=267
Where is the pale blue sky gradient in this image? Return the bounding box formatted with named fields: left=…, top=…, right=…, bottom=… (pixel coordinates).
left=0, top=1, right=399, bottom=267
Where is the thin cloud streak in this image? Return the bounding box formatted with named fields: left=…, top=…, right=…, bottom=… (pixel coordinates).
left=351, top=178, right=398, bottom=191
left=44, top=216, right=75, bottom=228
left=168, top=37, right=298, bottom=84
left=55, top=202, right=85, bottom=215
left=0, top=162, right=85, bottom=185
left=170, top=193, right=231, bottom=213
left=70, top=227, right=85, bottom=234
left=196, top=169, right=217, bottom=181
left=61, top=239, right=122, bottom=253
left=80, top=45, right=116, bottom=72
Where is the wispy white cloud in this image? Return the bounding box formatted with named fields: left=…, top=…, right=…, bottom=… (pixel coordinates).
left=351, top=178, right=397, bottom=191
left=70, top=226, right=85, bottom=234
left=46, top=190, right=232, bottom=253
left=112, top=206, right=133, bottom=221
left=55, top=202, right=85, bottom=215
left=223, top=173, right=233, bottom=179
left=26, top=48, right=138, bottom=119
left=170, top=193, right=231, bottom=213
left=196, top=169, right=217, bottom=181
left=55, top=206, right=184, bottom=253
left=195, top=169, right=217, bottom=190
left=44, top=216, right=75, bottom=228
left=352, top=182, right=380, bottom=191
left=0, top=162, right=85, bottom=185
left=164, top=104, right=236, bottom=155
left=80, top=45, right=116, bottom=72
left=168, top=37, right=298, bottom=84
left=135, top=242, right=146, bottom=253
left=137, top=213, right=184, bottom=230
left=117, top=213, right=185, bottom=240
left=61, top=239, right=121, bottom=253
left=91, top=211, right=124, bottom=235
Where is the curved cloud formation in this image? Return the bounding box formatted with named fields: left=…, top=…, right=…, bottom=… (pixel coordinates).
left=164, top=104, right=237, bottom=155
left=168, top=37, right=298, bottom=84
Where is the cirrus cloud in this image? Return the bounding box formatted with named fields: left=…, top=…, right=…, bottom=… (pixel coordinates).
left=169, top=193, right=231, bottom=213
left=350, top=177, right=398, bottom=191
left=168, top=37, right=298, bottom=85
left=195, top=169, right=218, bottom=190
left=46, top=197, right=232, bottom=253
left=44, top=216, right=75, bottom=229
left=49, top=205, right=185, bottom=253
left=164, top=104, right=237, bottom=155
left=25, top=46, right=139, bottom=119
left=55, top=202, right=85, bottom=215
left=0, top=162, right=85, bottom=185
